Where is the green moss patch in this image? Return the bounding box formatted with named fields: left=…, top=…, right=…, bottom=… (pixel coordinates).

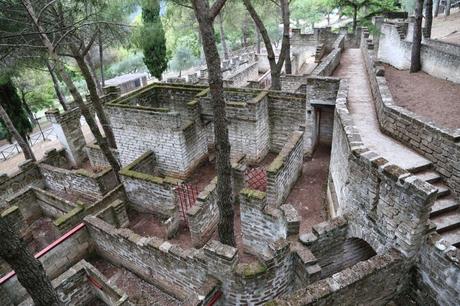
left=53, top=205, right=84, bottom=227
left=240, top=188, right=266, bottom=200
left=236, top=261, right=268, bottom=279
left=1, top=205, right=19, bottom=217
left=267, top=156, right=285, bottom=173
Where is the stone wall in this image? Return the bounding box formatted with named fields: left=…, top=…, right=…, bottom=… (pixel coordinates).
left=4, top=187, right=42, bottom=224
left=308, top=81, right=336, bottom=148
left=45, top=108, right=87, bottom=167
left=96, top=199, right=129, bottom=228
left=85, top=215, right=212, bottom=301
left=107, top=92, right=207, bottom=178
left=377, top=22, right=460, bottom=83
left=18, top=260, right=130, bottom=306
left=280, top=75, right=309, bottom=93
left=85, top=142, right=120, bottom=169
left=85, top=214, right=300, bottom=304
left=291, top=27, right=339, bottom=51
left=186, top=177, right=219, bottom=248
left=0, top=160, right=44, bottom=201
left=0, top=224, right=92, bottom=304
left=411, top=232, right=460, bottom=306
left=300, top=217, right=377, bottom=279
left=291, top=49, right=310, bottom=75
left=223, top=62, right=259, bottom=88
left=240, top=189, right=299, bottom=257
left=274, top=249, right=407, bottom=305
left=310, top=34, right=345, bottom=77
left=199, top=88, right=270, bottom=162
left=362, top=31, right=460, bottom=197
left=119, top=152, right=180, bottom=217
left=227, top=93, right=270, bottom=162
left=0, top=206, right=27, bottom=243
left=54, top=185, right=126, bottom=233
left=311, top=48, right=342, bottom=76
left=224, top=240, right=294, bottom=305
left=267, top=130, right=304, bottom=207
left=268, top=91, right=306, bottom=153
left=40, top=162, right=118, bottom=200
left=6, top=187, right=78, bottom=221
left=329, top=79, right=437, bottom=257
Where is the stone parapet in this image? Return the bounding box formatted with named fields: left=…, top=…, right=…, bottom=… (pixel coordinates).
left=240, top=188, right=299, bottom=257
left=119, top=152, right=181, bottom=217
left=187, top=177, right=219, bottom=248
left=39, top=150, right=118, bottom=200
left=329, top=78, right=437, bottom=257
left=267, top=130, right=304, bottom=207
left=361, top=31, right=460, bottom=198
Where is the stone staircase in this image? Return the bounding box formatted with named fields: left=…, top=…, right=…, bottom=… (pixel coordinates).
left=395, top=23, right=408, bottom=40
left=412, top=166, right=460, bottom=248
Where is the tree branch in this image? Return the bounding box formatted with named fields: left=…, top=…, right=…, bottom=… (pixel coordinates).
left=209, top=0, right=228, bottom=20
left=243, top=0, right=277, bottom=67
left=81, top=31, right=98, bottom=56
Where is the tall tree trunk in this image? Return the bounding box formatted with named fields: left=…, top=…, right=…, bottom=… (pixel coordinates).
left=85, top=54, right=103, bottom=96
left=0, top=103, right=35, bottom=161
left=20, top=91, right=35, bottom=124
left=218, top=13, right=230, bottom=60
left=255, top=21, right=261, bottom=54
left=0, top=219, right=59, bottom=306
left=434, top=0, right=440, bottom=17
left=22, top=0, right=120, bottom=178
left=353, top=5, right=358, bottom=33
left=411, top=0, right=424, bottom=73
left=446, top=0, right=452, bottom=16
left=73, top=48, right=117, bottom=149
left=243, top=0, right=289, bottom=90
left=99, top=33, right=105, bottom=87
left=46, top=61, right=68, bottom=111
left=242, top=14, right=249, bottom=48
left=425, top=0, right=433, bottom=38
left=192, top=0, right=235, bottom=247
left=282, top=0, right=292, bottom=74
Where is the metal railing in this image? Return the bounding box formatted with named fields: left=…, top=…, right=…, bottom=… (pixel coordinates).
left=0, top=126, right=56, bottom=161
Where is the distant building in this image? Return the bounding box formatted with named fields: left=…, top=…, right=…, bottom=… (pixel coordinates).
left=105, top=72, right=148, bottom=94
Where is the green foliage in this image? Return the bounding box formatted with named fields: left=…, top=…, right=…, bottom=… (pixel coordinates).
left=168, top=47, right=199, bottom=75
left=0, top=79, right=32, bottom=140
left=400, top=0, right=416, bottom=13
left=105, top=52, right=148, bottom=78
left=14, top=69, right=55, bottom=113
left=135, top=0, right=168, bottom=80
left=291, top=0, right=334, bottom=27
left=335, top=0, right=399, bottom=28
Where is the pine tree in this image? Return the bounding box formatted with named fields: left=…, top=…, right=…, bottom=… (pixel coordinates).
left=140, top=0, right=168, bottom=80
left=0, top=78, right=33, bottom=142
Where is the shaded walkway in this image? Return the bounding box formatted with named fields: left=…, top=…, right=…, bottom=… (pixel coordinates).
left=333, top=48, right=431, bottom=171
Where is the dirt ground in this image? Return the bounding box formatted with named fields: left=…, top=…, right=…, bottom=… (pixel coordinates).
left=185, top=159, right=216, bottom=191
left=27, top=217, right=59, bottom=254
left=127, top=209, right=194, bottom=249
left=384, top=65, right=460, bottom=130
left=431, top=8, right=460, bottom=44
left=88, top=256, right=180, bottom=306
left=286, top=145, right=331, bottom=233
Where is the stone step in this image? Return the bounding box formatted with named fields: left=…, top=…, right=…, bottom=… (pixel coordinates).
left=432, top=182, right=451, bottom=198
left=441, top=227, right=460, bottom=248
left=407, top=161, right=433, bottom=174
left=431, top=196, right=460, bottom=218
left=414, top=169, right=442, bottom=184
left=431, top=209, right=460, bottom=233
